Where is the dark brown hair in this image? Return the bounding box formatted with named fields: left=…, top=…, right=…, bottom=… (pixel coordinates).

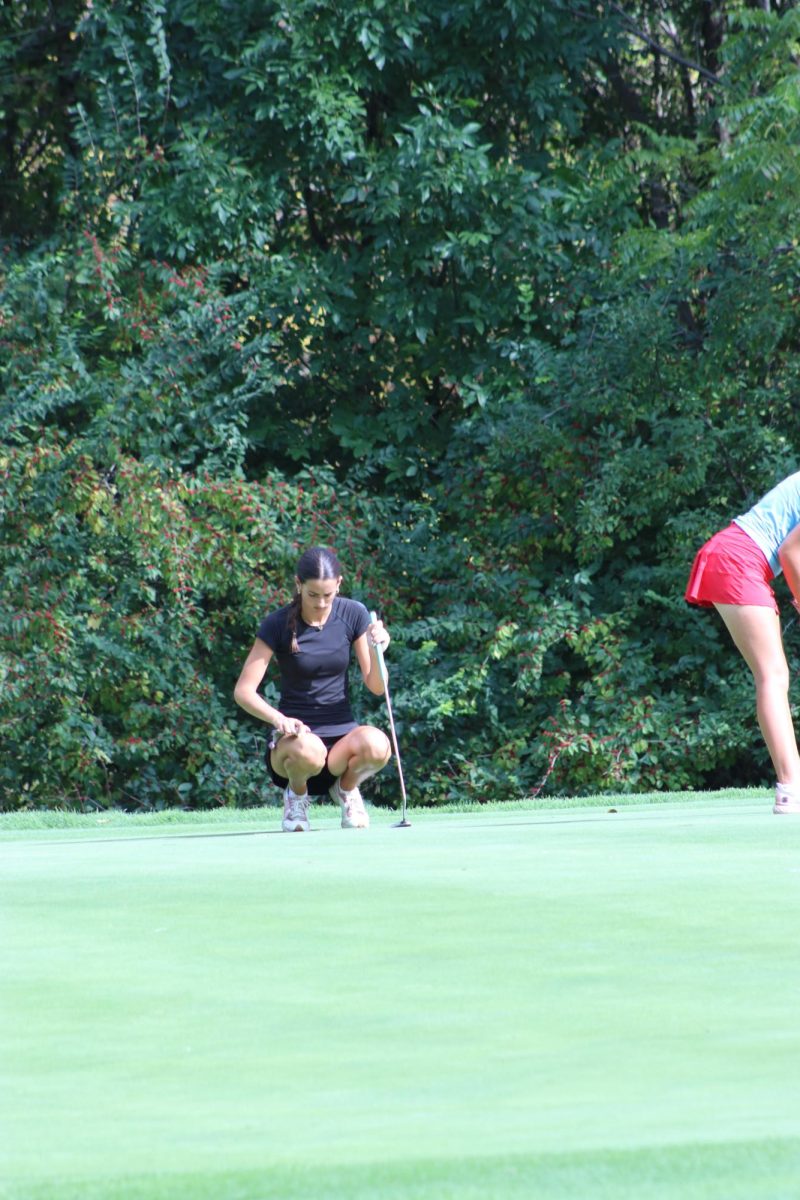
left=287, top=546, right=343, bottom=653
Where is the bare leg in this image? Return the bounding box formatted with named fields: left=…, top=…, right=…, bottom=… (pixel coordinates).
left=714, top=603, right=800, bottom=787
left=271, top=732, right=328, bottom=795
left=327, top=725, right=391, bottom=791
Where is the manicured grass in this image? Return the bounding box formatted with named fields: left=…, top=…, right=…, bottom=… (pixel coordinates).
left=3, top=791, right=800, bottom=1199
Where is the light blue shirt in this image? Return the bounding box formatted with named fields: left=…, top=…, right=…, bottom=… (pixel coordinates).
left=734, top=471, right=800, bottom=576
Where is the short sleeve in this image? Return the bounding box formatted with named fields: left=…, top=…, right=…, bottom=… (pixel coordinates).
left=257, top=609, right=286, bottom=652
left=351, top=601, right=371, bottom=639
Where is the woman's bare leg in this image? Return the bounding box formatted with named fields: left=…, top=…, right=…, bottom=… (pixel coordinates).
left=270, top=732, right=328, bottom=795
left=324, top=726, right=391, bottom=828
left=714, top=603, right=800, bottom=788
left=327, top=725, right=392, bottom=791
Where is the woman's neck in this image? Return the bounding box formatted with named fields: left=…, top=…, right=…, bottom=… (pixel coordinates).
left=301, top=603, right=333, bottom=629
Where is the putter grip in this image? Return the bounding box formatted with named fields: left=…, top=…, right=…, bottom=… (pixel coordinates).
left=369, top=610, right=388, bottom=684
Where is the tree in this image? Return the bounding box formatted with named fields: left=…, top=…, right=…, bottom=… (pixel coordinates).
left=4, top=1, right=800, bottom=808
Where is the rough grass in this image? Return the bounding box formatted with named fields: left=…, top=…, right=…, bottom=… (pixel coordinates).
left=0, top=786, right=770, bottom=833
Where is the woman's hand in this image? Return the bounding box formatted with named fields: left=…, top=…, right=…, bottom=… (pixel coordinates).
left=368, top=617, right=390, bottom=652
left=277, top=716, right=310, bottom=738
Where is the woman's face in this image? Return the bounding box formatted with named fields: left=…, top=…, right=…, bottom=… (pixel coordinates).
left=297, top=576, right=341, bottom=624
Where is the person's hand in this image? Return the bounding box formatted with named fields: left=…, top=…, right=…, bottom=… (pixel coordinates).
left=368, top=618, right=390, bottom=652
left=278, top=716, right=310, bottom=738
left=792, top=598, right=800, bottom=615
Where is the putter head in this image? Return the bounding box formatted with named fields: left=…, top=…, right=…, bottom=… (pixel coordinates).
left=393, top=818, right=412, bottom=828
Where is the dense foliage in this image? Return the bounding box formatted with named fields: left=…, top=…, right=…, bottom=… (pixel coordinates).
left=3, top=0, right=800, bottom=809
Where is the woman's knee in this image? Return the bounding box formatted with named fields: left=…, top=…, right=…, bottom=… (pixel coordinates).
left=277, top=732, right=327, bottom=775
left=355, top=726, right=391, bottom=766
left=754, top=663, right=791, bottom=694
left=330, top=726, right=391, bottom=773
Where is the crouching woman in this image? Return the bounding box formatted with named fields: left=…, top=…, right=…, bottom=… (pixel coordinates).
left=234, top=546, right=391, bottom=831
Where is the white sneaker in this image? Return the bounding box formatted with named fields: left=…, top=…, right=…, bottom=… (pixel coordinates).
left=774, top=784, right=800, bottom=814
left=329, top=778, right=369, bottom=829
left=282, top=787, right=310, bottom=832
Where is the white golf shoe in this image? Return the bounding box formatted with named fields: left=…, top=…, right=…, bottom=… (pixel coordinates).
left=329, top=778, right=369, bottom=829
left=282, top=787, right=310, bottom=832
left=774, top=784, right=800, bottom=814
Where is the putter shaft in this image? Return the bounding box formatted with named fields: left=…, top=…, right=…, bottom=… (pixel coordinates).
left=370, top=611, right=409, bottom=822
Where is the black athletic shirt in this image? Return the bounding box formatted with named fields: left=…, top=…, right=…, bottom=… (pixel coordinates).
left=256, top=596, right=371, bottom=736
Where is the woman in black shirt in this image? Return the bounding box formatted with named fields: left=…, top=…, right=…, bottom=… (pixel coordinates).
left=234, top=547, right=392, bottom=831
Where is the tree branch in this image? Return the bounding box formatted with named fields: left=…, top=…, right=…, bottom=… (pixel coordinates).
left=608, top=2, right=722, bottom=85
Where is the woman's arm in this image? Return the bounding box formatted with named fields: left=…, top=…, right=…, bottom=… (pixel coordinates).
left=233, top=638, right=308, bottom=735
left=355, top=618, right=390, bottom=696
left=779, top=523, right=800, bottom=610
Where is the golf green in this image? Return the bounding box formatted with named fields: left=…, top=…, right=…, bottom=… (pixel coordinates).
left=3, top=795, right=800, bottom=1198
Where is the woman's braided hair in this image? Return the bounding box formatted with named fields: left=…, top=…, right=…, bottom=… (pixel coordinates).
left=287, top=546, right=343, bottom=654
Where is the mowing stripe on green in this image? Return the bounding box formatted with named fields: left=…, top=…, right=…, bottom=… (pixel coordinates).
left=6, top=1140, right=800, bottom=1200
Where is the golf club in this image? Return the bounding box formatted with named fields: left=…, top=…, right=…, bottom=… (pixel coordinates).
left=370, top=609, right=411, bottom=828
